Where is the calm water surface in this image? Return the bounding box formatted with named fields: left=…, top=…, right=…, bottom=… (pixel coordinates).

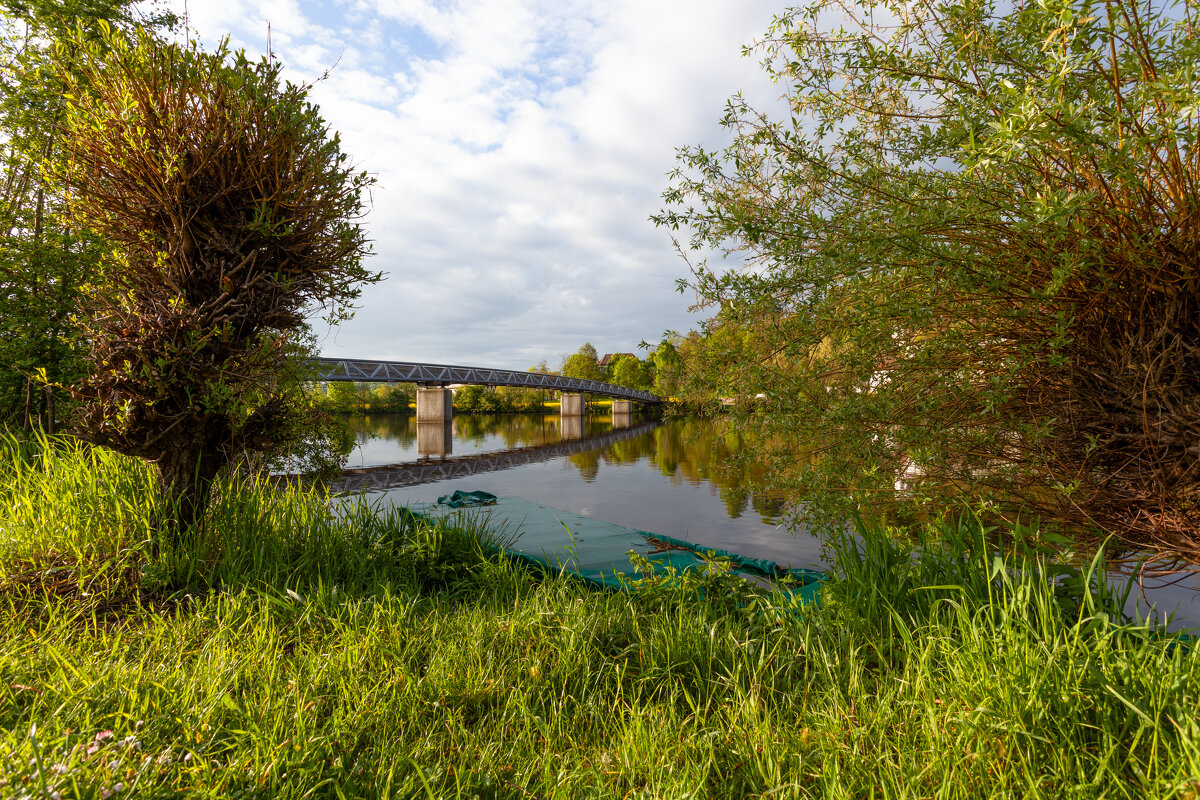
left=338, top=413, right=1200, bottom=630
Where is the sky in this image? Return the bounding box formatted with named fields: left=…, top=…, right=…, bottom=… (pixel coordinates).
left=163, top=0, right=790, bottom=370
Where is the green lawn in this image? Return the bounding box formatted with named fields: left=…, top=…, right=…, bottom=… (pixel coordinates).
left=1, top=434, right=1197, bottom=798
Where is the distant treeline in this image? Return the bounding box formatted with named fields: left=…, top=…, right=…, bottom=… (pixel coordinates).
left=310, top=381, right=649, bottom=415
left=313, top=382, right=416, bottom=414
left=311, top=382, right=551, bottom=414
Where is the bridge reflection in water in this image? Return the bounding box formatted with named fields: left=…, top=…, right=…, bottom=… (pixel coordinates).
left=329, top=418, right=660, bottom=494
left=402, top=409, right=636, bottom=457
left=415, top=422, right=455, bottom=455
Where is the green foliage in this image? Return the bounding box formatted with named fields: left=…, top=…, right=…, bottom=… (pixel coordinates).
left=608, top=354, right=654, bottom=391
left=324, top=380, right=366, bottom=411
left=648, top=334, right=703, bottom=398
left=317, top=382, right=414, bottom=414
left=450, top=383, right=490, bottom=412
left=252, top=397, right=355, bottom=480
left=453, top=384, right=546, bottom=413
left=560, top=341, right=604, bottom=382
left=47, top=26, right=378, bottom=537
left=0, top=1, right=175, bottom=430
left=2, top=435, right=1198, bottom=798
left=657, top=0, right=1200, bottom=557
left=370, top=383, right=415, bottom=413
left=497, top=384, right=548, bottom=411
left=318, top=382, right=547, bottom=415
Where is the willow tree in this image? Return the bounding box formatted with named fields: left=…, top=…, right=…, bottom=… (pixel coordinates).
left=52, top=27, right=377, bottom=540
left=657, top=0, right=1200, bottom=560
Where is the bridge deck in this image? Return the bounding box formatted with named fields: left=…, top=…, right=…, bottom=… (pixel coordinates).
left=313, top=358, right=660, bottom=404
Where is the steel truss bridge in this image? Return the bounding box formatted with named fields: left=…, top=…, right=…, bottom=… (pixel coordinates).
left=313, top=357, right=660, bottom=404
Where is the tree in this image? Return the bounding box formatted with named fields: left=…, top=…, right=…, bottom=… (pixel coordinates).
left=324, top=381, right=366, bottom=412
left=497, top=384, right=544, bottom=411
left=51, top=28, right=378, bottom=540
left=369, top=383, right=414, bottom=413
left=610, top=354, right=652, bottom=391
left=452, top=384, right=490, bottom=412
left=656, top=0, right=1200, bottom=560
left=649, top=337, right=684, bottom=397
left=561, top=342, right=604, bottom=382
left=0, top=1, right=176, bottom=430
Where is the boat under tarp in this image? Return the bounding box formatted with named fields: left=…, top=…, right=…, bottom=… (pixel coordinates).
left=395, top=490, right=825, bottom=604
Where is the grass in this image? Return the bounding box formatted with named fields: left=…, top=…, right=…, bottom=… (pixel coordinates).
left=1, top=433, right=1198, bottom=798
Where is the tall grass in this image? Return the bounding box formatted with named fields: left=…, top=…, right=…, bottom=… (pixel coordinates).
left=1, top=433, right=1197, bottom=798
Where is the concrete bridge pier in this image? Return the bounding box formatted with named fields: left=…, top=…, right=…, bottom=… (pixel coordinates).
left=416, top=387, right=453, bottom=422
left=560, top=393, right=585, bottom=417
left=416, top=387, right=454, bottom=456
left=611, top=399, right=634, bottom=429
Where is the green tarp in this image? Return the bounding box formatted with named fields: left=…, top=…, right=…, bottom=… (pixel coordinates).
left=415, top=490, right=824, bottom=604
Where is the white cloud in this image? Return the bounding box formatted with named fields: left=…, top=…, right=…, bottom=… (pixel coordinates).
left=159, top=0, right=789, bottom=368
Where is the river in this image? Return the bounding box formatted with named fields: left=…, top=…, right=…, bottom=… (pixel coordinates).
left=334, top=412, right=1200, bottom=631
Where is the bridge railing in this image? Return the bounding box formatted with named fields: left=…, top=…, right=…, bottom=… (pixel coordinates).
left=311, top=357, right=661, bottom=404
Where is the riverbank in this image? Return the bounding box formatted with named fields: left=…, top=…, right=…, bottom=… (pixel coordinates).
left=2, top=435, right=1198, bottom=798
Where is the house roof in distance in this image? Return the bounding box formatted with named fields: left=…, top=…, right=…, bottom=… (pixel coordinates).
left=599, top=352, right=637, bottom=367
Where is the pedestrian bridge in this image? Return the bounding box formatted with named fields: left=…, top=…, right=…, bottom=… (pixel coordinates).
left=312, top=357, right=660, bottom=422
left=314, top=357, right=659, bottom=403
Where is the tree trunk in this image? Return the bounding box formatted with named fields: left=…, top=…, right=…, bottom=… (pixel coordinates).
left=22, top=377, right=33, bottom=434
left=44, top=384, right=55, bottom=434
left=155, top=441, right=224, bottom=551
left=27, top=186, right=45, bottom=434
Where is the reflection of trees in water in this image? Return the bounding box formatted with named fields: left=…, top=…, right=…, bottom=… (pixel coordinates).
left=607, top=435, right=654, bottom=464
left=452, top=414, right=505, bottom=443
left=349, top=413, right=639, bottom=453
left=343, top=414, right=787, bottom=523
left=654, top=418, right=788, bottom=523
left=721, top=485, right=750, bottom=519
left=451, top=414, right=613, bottom=448
left=568, top=451, right=601, bottom=482
left=556, top=416, right=789, bottom=523
left=346, top=414, right=416, bottom=446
